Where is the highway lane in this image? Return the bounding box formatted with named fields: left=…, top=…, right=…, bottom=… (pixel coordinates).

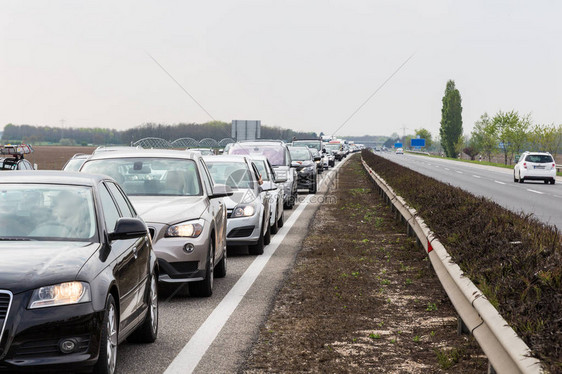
left=376, top=152, right=562, bottom=229
left=115, top=159, right=346, bottom=374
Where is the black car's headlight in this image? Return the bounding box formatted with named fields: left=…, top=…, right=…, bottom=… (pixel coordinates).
left=29, top=281, right=91, bottom=309
left=166, top=219, right=204, bottom=238
left=232, top=204, right=256, bottom=218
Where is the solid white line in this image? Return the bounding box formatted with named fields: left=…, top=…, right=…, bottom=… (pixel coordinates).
left=472, top=175, right=481, bottom=179
left=164, top=162, right=343, bottom=374
left=494, top=180, right=506, bottom=185
left=527, top=189, right=544, bottom=195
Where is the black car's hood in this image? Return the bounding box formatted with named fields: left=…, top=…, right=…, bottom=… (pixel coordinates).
left=0, top=241, right=100, bottom=294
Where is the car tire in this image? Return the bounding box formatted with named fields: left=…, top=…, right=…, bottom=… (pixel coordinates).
left=514, top=173, right=518, bottom=182
left=518, top=173, right=524, bottom=183
left=214, top=249, right=227, bottom=278
left=264, top=221, right=271, bottom=245
left=309, top=177, right=317, bottom=194
left=552, top=180, right=556, bottom=185
left=128, top=271, right=158, bottom=343
left=94, top=295, right=118, bottom=374
left=189, top=242, right=214, bottom=297
left=544, top=180, right=549, bottom=184
left=270, top=212, right=279, bottom=234
left=248, top=228, right=265, bottom=255
left=277, top=211, right=284, bottom=228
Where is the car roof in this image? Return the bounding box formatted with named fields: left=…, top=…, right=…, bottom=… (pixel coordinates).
left=85, top=149, right=202, bottom=161
left=523, top=151, right=551, bottom=155
left=248, top=154, right=269, bottom=162
left=203, top=155, right=248, bottom=163
left=0, top=171, right=110, bottom=186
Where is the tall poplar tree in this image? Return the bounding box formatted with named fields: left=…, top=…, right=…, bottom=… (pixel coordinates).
left=439, top=80, right=463, bottom=157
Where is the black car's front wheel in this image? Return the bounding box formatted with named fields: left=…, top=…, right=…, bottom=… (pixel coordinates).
left=128, top=271, right=158, bottom=343
left=94, top=295, right=118, bottom=374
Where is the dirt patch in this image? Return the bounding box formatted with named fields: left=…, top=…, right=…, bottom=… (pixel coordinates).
left=243, top=155, right=486, bottom=373
left=24, top=145, right=96, bottom=170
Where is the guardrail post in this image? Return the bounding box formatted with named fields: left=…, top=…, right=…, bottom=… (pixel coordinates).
left=457, top=315, right=469, bottom=335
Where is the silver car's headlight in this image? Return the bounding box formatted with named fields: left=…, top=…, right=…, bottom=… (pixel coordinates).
left=232, top=204, right=256, bottom=218
left=166, top=219, right=204, bottom=238
left=29, top=281, right=91, bottom=309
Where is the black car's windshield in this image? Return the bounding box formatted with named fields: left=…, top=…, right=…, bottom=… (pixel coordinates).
left=0, top=184, right=97, bottom=241
left=325, top=144, right=341, bottom=151
left=525, top=154, right=553, bottom=163
left=82, top=158, right=202, bottom=196
left=293, top=141, right=321, bottom=151
left=253, top=160, right=270, bottom=181
left=206, top=161, right=255, bottom=189
left=288, top=147, right=311, bottom=161
left=229, top=144, right=286, bottom=166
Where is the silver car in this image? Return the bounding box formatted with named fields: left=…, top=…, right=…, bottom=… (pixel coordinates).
left=228, top=140, right=298, bottom=209
left=250, top=155, right=285, bottom=234
left=80, top=150, right=230, bottom=297
left=204, top=155, right=272, bottom=255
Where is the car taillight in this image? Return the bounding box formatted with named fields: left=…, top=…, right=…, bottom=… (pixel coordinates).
left=523, top=162, right=527, bottom=169
left=553, top=163, right=556, bottom=168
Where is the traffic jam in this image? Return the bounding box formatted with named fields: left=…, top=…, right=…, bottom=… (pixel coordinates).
left=0, top=139, right=363, bottom=373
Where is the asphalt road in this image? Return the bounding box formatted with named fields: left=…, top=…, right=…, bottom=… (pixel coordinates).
left=377, top=151, right=562, bottom=229
left=115, top=158, right=347, bottom=374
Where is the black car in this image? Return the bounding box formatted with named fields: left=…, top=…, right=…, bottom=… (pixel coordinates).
left=0, top=144, right=35, bottom=171
left=288, top=146, right=318, bottom=194
left=0, top=171, right=158, bottom=373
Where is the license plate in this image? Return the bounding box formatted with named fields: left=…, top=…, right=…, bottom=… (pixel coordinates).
left=534, top=165, right=545, bottom=169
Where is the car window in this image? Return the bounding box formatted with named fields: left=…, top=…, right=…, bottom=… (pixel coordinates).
left=525, top=154, right=553, bottom=163
left=99, top=183, right=121, bottom=232
left=0, top=184, right=97, bottom=241
left=82, top=158, right=202, bottom=196
left=106, top=182, right=135, bottom=217
left=293, top=141, right=321, bottom=151
left=288, top=147, right=312, bottom=161
left=229, top=144, right=287, bottom=166
left=250, top=162, right=263, bottom=181
left=199, top=161, right=214, bottom=194
left=253, top=160, right=270, bottom=181
left=206, top=161, right=255, bottom=189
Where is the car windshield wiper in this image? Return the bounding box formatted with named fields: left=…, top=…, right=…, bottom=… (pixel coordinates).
left=0, top=237, right=35, bottom=241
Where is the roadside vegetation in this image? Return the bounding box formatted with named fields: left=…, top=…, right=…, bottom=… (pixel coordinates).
left=362, top=150, right=562, bottom=372
left=244, top=156, right=486, bottom=373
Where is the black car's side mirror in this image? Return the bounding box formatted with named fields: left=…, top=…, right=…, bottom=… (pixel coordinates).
left=210, top=183, right=233, bottom=198
left=109, top=218, right=148, bottom=241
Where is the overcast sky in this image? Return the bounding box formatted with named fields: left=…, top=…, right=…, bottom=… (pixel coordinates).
left=1, top=0, right=561, bottom=137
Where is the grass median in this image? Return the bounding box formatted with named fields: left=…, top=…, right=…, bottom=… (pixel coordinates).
left=362, top=150, right=562, bottom=372
left=243, top=155, right=486, bottom=373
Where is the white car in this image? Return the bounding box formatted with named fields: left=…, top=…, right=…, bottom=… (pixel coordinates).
left=395, top=148, right=404, bottom=155
left=514, top=152, right=556, bottom=184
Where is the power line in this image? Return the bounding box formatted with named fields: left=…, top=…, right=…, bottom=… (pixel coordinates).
left=331, top=53, right=415, bottom=137
left=146, top=52, right=216, bottom=121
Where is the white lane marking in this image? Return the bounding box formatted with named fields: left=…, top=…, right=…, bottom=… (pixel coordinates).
left=455, top=170, right=463, bottom=174
left=164, top=163, right=343, bottom=374
left=527, top=189, right=544, bottom=195
left=434, top=165, right=440, bottom=168
left=472, top=175, right=481, bottom=179
left=494, top=180, right=506, bottom=185
left=444, top=168, right=450, bottom=171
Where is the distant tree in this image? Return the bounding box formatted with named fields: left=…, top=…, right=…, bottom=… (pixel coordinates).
left=439, top=80, right=463, bottom=157
left=493, top=111, right=529, bottom=164
left=463, top=136, right=480, bottom=160
left=530, top=123, right=562, bottom=157
left=471, top=113, right=498, bottom=162
left=383, top=137, right=396, bottom=148
left=414, top=128, right=433, bottom=148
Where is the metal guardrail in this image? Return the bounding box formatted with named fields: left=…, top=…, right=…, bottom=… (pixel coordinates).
left=361, top=157, right=542, bottom=374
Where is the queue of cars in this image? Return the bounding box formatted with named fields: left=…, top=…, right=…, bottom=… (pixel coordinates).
left=0, top=139, right=344, bottom=373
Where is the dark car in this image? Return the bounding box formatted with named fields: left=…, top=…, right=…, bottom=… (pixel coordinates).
left=288, top=146, right=318, bottom=194
left=0, top=171, right=158, bottom=374
left=0, top=144, right=35, bottom=171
